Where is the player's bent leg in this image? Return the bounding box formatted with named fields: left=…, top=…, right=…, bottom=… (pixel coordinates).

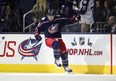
left=52, top=41, right=61, bottom=68
left=60, top=52, right=72, bottom=73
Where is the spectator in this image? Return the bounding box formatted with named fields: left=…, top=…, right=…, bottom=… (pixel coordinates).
left=102, top=0, right=114, bottom=22
left=106, top=16, right=116, bottom=33
left=1, top=3, right=21, bottom=32
left=67, top=0, right=78, bottom=19
left=58, top=0, right=68, bottom=16
left=96, top=0, right=104, bottom=22
left=59, top=4, right=69, bottom=18
left=32, top=0, right=47, bottom=23
left=73, top=0, right=95, bottom=32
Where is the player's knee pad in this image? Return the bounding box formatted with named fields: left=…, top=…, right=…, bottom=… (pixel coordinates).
left=52, top=41, right=60, bottom=49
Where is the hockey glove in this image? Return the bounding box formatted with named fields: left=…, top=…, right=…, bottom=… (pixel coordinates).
left=35, top=34, right=42, bottom=41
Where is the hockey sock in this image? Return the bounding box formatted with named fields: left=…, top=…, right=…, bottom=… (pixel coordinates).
left=60, top=53, right=68, bottom=67
left=52, top=41, right=60, bottom=59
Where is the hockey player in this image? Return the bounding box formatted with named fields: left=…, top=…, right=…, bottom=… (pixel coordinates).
left=34, top=9, right=72, bottom=73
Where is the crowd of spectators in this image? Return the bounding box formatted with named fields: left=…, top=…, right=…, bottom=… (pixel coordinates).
left=0, top=0, right=36, bottom=32
left=0, top=0, right=115, bottom=33
left=0, top=0, right=81, bottom=32
left=96, top=0, right=116, bottom=22
left=96, top=0, right=116, bottom=33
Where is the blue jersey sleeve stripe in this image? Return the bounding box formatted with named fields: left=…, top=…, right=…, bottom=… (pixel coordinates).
left=37, top=21, right=49, bottom=28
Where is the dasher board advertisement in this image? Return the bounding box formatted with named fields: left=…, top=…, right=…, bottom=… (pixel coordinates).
left=0, top=34, right=112, bottom=74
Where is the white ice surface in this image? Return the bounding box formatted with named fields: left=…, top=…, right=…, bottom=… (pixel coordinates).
left=0, top=73, right=116, bottom=81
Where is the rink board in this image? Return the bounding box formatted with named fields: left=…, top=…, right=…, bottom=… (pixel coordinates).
left=0, top=34, right=115, bottom=74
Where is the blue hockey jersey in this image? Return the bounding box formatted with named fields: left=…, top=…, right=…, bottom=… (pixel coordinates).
left=36, top=15, right=70, bottom=38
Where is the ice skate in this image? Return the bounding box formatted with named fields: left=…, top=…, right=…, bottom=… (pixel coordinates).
left=55, top=59, right=61, bottom=68
left=63, top=66, right=73, bottom=74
